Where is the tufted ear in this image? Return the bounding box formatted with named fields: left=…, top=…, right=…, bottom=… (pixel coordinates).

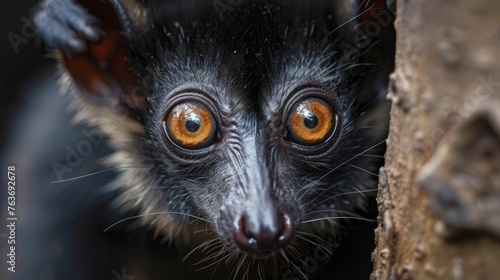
left=61, top=0, right=148, bottom=111
left=31, top=0, right=151, bottom=111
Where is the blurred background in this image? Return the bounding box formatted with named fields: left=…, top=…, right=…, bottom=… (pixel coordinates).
left=1, top=2, right=121, bottom=279
left=1, top=0, right=53, bottom=147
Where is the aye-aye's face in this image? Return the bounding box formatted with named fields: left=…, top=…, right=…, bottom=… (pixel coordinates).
left=50, top=0, right=388, bottom=263
left=127, top=0, right=386, bottom=258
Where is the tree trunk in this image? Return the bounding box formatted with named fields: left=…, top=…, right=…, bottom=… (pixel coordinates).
left=372, top=0, right=500, bottom=279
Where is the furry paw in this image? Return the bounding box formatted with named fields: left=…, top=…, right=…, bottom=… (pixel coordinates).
left=33, top=0, right=102, bottom=53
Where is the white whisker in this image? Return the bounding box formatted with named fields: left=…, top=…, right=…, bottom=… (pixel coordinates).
left=295, top=234, right=332, bottom=258
left=302, top=216, right=376, bottom=224
left=348, top=164, right=380, bottom=177
left=182, top=237, right=219, bottom=262
left=50, top=165, right=145, bottom=183
left=103, top=211, right=208, bottom=232
left=299, top=139, right=386, bottom=200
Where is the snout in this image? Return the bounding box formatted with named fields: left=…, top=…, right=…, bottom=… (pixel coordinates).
left=219, top=195, right=296, bottom=259
left=232, top=210, right=294, bottom=259
left=216, top=135, right=298, bottom=258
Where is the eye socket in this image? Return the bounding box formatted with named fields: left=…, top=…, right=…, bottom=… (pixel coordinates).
left=163, top=102, right=217, bottom=149
left=286, top=98, right=338, bottom=146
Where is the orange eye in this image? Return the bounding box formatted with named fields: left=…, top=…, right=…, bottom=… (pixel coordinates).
left=287, top=98, right=337, bottom=145
left=164, top=102, right=216, bottom=149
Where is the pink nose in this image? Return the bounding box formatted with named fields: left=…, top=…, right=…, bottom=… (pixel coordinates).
left=233, top=213, right=294, bottom=253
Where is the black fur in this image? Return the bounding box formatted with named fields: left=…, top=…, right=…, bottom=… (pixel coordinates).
left=22, top=0, right=394, bottom=279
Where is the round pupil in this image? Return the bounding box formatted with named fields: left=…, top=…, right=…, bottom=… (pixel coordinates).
left=303, top=113, right=318, bottom=129
left=185, top=118, right=200, bottom=132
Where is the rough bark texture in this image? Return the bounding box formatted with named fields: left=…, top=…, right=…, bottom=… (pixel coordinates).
left=372, top=0, right=500, bottom=279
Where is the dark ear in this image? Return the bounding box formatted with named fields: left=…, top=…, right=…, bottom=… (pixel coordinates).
left=35, top=0, right=148, bottom=110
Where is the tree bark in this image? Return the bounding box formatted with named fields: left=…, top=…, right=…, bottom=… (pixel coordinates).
left=372, top=0, right=500, bottom=279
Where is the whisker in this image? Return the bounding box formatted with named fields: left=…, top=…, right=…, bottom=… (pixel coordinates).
left=342, top=88, right=389, bottom=129
left=304, top=209, right=362, bottom=218
left=295, top=231, right=333, bottom=256
left=295, top=236, right=331, bottom=260
left=210, top=251, right=226, bottom=279
left=278, top=250, right=308, bottom=280
left=230, top=253, right=247, bottom=280
left=243, top=258, right=252, bottom=280
left=201, top=241, right=227, bottom=258
left=301, top=139, right=386, bottom=198
left=257, top=261, right=265, bottom=280
left=297, top=173, right=349, bottom=200
left=50, top=165, right=146, bottom=183
left=360, top=154, right=385, bottom=158
left=193, top=228, right=213, bottom=234
left=103, top=211, right=209, bottom=232
left=276, top=255, right=295, bottom=280
left=302, top=216, right=376, bottom=224
left=271, top=256, right=280, bottom=280
left=196, top=247, right=231, bottom=270
left=348, top=164, right=379, bottom=177
left=303, top=188, right=377, bottom=211
left=182, top=237, right=219, bottom=262
left=301, top=182, right=370, bottom=210
left=283, top=244, right=301, bottom=263
left=318, top=3, right=376, bottom=54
